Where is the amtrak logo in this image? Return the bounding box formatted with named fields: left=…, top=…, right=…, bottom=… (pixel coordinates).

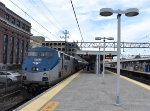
left=33, top=58, right=42, bottom=65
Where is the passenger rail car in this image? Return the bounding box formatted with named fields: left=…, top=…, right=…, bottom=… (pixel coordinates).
left=22, top=47, right=87, bottom=91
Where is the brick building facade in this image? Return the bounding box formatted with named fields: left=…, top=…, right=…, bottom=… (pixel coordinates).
left=0, top=2, right=32, bottom=70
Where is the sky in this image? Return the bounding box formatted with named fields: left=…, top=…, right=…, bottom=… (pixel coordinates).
left=1, top=0, right=150, bottom=56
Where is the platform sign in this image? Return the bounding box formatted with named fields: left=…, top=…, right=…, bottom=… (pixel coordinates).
left=105, top=53, right=113, bottom=59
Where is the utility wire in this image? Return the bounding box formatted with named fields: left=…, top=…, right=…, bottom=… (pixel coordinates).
left=9, top=0, right=60, bottom=41
left=17, top=0, right=53, bottom=41
left=31, top=28, right=52, bottom=41
left=70, top=0, right=84, bottom=42
left=39, top=0, right=63, bottom=32
left=124, top=34, right=150, bottom=54
left=29, top=0, right=63, bottom=32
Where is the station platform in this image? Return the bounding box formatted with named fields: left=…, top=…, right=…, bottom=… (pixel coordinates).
left=15, top=71, right=150, bottom=111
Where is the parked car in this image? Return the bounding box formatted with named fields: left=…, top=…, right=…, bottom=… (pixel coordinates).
left=0, top=71, right=21, bottom=84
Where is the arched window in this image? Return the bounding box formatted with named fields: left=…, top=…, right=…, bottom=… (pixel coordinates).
left=16, top=38, right=19, bottom=64
left=3, top=34, right=8, bottom=64
left=10, top=36, right=14, bottom=64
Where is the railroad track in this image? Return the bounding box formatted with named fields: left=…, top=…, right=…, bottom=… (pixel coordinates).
left=1, top=86, right=50, bottom=111
left=106, top=67, right=150, bottom=85
left=5, top=98, right=30, bottom=111
left=1, top=72, right=80, bottom=111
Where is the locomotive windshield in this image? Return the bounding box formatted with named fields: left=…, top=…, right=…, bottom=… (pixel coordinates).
left=27, top=51, right=52, bottom=57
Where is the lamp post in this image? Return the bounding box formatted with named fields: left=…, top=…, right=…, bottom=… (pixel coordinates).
left=95, top=37, right=114, bottom=77
left=99, top=8, right=139, bottom=105
left=98, top=46, right=101, bottom=74
left=93, top=46, right=100, bottom=75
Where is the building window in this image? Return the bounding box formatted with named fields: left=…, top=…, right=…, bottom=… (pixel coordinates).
left=16, top=20, right=20, bottom=27
left=26, top=26, right=30, bottom=32
left=46, top=43, right=49, bottom=46
left=11, top=17, right=15, bottom=24
left=22, top=23, right=25, bottom=29
left=5, top=14, right=9, bottom=21
left=20, top=40, right=22, bottom=64
left=16, top=38, right=19, bottom=64
left=42, top=43, right=45, bottom=46
left=3, top=34, right=8, bottom=64
left=10, top=37, right=14, bottom=64
left=58, top=43, right=61, bottom=45
left=21, top=40, right=24, bottom=63
left=26, top=42, right=28, bottom=53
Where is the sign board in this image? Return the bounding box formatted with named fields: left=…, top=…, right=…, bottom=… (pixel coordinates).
left=105, top=53, right=113, bottom=59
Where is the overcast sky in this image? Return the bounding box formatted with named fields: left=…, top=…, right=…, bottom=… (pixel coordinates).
left=1, top=0, right=150, bottom=56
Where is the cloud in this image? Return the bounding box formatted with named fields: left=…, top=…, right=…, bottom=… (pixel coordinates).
left=1, top=0, right=150, bottom=55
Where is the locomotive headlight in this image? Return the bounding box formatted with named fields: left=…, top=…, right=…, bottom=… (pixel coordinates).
left=36, top=68, right=39, bottom=71
left=32, top=67, right=39, bottom=71
left=43, top=73, right=47, bottom=76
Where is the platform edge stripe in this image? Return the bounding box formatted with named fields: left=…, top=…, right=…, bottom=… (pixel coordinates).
left=120, top=76, right=150, bottom=90
left=106, top=70, right=150, bottom=90
left=19, top=72, right=80, bottom=111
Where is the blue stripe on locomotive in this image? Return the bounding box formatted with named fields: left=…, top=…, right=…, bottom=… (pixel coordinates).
left=22, top=47, right=60, bottom=73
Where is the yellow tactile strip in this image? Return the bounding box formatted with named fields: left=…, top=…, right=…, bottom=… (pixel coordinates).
left=107, top=70, right=150, bottom=90
left=19, top=72, right=80, bottom=111
left=40, top=101, right=59, bottom=111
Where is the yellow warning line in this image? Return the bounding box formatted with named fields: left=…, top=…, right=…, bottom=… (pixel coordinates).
left=107, top=70, right=150, bottom=90
left=120, top=76, right=150, bottom=90
left=19, top=72, right=80, bottom=111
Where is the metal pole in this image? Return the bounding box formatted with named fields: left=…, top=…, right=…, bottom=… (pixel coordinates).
left=62, top=30, right=69, bottom=54
left=65, top=30, right=67, bottom=54
left=96, top=54, right=99, bottom=75
left=5, top=74, right=8, bottom=93
left=115, top=14, right=121, bottom=106
left=102, top=39, right=105, bottom=77
left=99, top=47, right=101, bottom=74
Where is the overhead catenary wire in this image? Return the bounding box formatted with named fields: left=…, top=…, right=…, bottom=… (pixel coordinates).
left=28, top=0, right=63, bottom=32
left=70, top=0, right=84, bottom=42
left=123, top=34, right=150, bottom=54
left=9, top=0, right=61, bottom=41
left=39, top=0, right=63, bottom=32
left=31, top=28, right=52, bottom=41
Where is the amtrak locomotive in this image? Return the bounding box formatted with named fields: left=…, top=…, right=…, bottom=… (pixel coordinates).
left=22, top=47, right=87, bottom=91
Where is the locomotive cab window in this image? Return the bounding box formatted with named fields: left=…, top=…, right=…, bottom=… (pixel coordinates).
left=27, top=52, right=52, bottom=57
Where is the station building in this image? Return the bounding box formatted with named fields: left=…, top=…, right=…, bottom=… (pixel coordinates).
left=0, top=2, right=32, bottom=70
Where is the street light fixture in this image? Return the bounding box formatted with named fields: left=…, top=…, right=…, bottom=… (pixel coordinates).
left=99, top=8, right=139, bottom=106
left=95, top=37, right=114, bottom=78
